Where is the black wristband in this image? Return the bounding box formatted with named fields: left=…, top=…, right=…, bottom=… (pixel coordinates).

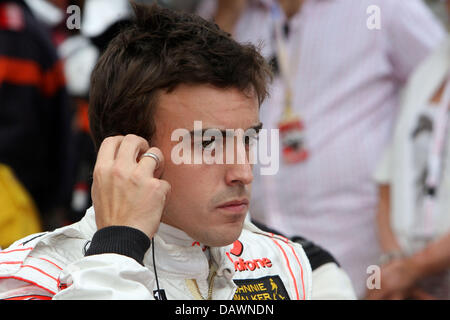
left=85, top=226, right=151, bottom=266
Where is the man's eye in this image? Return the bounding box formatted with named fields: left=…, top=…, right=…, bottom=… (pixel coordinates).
left=245, top=135, right=259, bottom=146
left=202, top=137, right=216, bottom=149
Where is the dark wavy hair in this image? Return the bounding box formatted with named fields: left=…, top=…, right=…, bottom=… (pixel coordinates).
left=88, top=2, right=272, bottom=150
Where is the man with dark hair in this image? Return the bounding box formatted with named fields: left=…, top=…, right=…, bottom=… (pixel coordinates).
left=0, top=3, right=354, bottom=300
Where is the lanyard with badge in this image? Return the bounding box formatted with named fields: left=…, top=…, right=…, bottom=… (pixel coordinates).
left=270, top=3, right=308, bottom=164
left=419, top=75, right=450, bottom=238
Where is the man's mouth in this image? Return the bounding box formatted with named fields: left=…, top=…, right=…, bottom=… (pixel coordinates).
left=216, top=199, right=249, bottom=213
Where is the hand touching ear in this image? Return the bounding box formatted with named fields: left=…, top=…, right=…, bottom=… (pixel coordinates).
left=91, top=134, right=171, bottom=239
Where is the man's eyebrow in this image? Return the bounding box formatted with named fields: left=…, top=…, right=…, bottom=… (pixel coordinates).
left=250, top=122, right=263, bottom=133
left=188, top=122, right=263, bottom=136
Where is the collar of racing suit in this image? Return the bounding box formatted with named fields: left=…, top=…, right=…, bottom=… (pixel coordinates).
left=79, top=207, right=236, bottom=287
left=144, top=221, right=235, bottom=282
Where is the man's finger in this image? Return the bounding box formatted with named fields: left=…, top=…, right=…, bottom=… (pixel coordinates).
left=115, top=134, right=150, bottom=168
left=96, top=136, right=125, bottom=165
left=135, top=147, right=165, bottom=179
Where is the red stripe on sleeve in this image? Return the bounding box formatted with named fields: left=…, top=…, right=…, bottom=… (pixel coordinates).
left=0, top=247, right=33, bottom=254
left=20, top=265, right=58, bottom=283
left=0, top=276, right=56, bottom=295
left=3, top=294, right=52, bottom=300
left=271, top=238, right=301, bottom=300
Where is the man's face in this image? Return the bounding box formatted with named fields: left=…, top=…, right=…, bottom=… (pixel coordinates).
left=152, top=84, right=260, bottom=247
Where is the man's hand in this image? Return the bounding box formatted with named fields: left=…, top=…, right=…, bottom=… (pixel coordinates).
left=365, top=258, right=420, bottom=300
left=91, top=134, right=171, bottom=239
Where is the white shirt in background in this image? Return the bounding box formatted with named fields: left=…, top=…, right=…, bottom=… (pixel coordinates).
left=375, top=36, right=450, bottom=299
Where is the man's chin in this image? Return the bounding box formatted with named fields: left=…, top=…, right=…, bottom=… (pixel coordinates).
left=200, top=221, right=245, bottom=247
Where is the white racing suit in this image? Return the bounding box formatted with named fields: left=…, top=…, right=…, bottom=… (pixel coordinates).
left=0, top=207, right=355, bottom=300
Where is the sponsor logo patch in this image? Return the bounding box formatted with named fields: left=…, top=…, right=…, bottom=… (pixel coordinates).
left=233, top=257, right=272, bottom=272
left=230, top=240, right=243, bottom=256
left=233, top=275, right=290, bottom=300
left=227, top=240, right=273, bottom=272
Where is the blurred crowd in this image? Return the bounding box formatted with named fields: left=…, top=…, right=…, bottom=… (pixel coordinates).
left=0, top=0, right=449, bottom=299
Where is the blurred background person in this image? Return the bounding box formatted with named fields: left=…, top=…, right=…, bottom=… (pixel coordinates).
left=0, top=0, right=75, bottom=239
left=58, top=0, right=133, bottom=224
left=370, top=0, right=450, bottom=300
left=197, top=0, right=446, bottom=297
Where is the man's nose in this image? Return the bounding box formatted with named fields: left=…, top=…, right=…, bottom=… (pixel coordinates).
left=224, top=144, right=254, bottom=186
left=225, top=162, right=254, bottom=186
